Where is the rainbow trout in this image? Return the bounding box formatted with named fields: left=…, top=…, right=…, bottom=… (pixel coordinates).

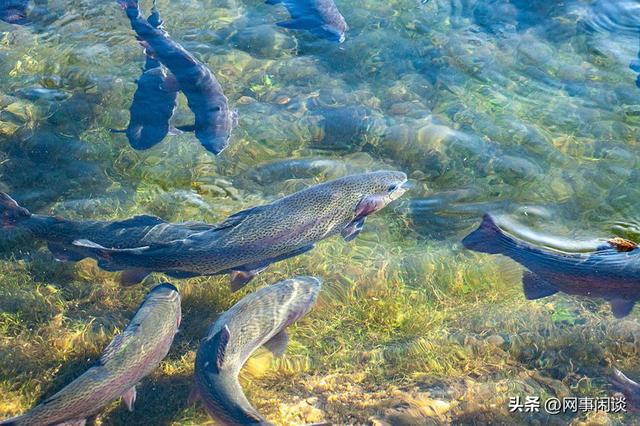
left=72, top=170, right=408, bottom=289
left=192, top=276, right=322, bottom=425
left=112, top=5, right=179, bottom=150
left=463, top=214, right=640, bottom=318
left=0, top=283, right=181, bottom=426
left=117, top=0, right=236, bottom=155
left=267, top=0, right=348, bottom=43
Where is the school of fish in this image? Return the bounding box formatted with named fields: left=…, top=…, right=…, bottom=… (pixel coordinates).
left=1, top=0, right=639, bottom=424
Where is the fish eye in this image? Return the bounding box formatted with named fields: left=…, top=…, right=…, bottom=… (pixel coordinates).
left=387, top=184, right=398, bottom=192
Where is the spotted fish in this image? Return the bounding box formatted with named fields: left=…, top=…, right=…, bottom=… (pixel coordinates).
left=192, top=276, right=322, bottom=425
left=71, top=170, right=408, bottom=289
left=0, top=283, right=181, bottom=426
left=118, top=0, right=236, bottom=154
left=267, top=0, right=348, bottom=43
left=463, top=214, right=640, bottom=318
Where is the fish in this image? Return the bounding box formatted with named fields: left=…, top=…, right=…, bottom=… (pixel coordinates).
left=0, top=0, right=29, bottom=25
left=112, top=5, right=179, bottom=150
left=0, top=283, right=181, bottom=426
left=266, top=0, right=348, bottom=43
left=117, top=0, right=236, bottom=155
left=69, top=170, right=408, bottom=289
left=462, top=214, right=640, bottom=318
left=611, top=368, right=640, bottom=412
left=191, top=276, right=322, bottom=425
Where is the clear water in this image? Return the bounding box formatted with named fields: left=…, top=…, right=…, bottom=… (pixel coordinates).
left=1, top=0, right=640, bottom=424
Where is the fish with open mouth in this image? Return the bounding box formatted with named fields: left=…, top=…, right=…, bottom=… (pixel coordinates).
left=117, top=0, right=236, bottom=154
left=191, top=276, right=322, bottom=425
left=0, top=283, right=181, bottom=426
left=463, top=214, right=640, bottom=318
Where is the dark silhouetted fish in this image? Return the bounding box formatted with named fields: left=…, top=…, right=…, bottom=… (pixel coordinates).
left=462, top=214, right=640, bottom=318
left=72, top=171, right=408, bottom=288
left=112, top=6, right=179, bottom=150
left=118, top=0, right=236, bottom=154
left=267, top=0, right=348, bottom=43
left=0, top=283, right=181, bottom=426
left=192, top=276, right=321, bottom=425
left=0, top=0, right=29, bottom=25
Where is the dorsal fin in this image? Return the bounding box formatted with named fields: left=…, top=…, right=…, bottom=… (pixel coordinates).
left=215, top=325, right=231, bottom=371
left=608, top=237, right=638, bottom=252
left=212, top=206, right=264, bottom=231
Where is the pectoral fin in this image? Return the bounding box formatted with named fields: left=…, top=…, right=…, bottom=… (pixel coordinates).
left=610, top=299, right=636, bottom=318
left=341, top=217, right=365, bottom=242
left=264, top=329, right=289, bottom=357
left=120, top=269, right=151, bottom=287
left=122, top=386, right=137, bottom=412
left=522, top=272, right=558, bottom=300
left=230, top=270, right=261, bottom=292
left=229, top=244, right=315, bottom=292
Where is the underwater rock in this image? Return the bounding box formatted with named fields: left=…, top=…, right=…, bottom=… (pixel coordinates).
left=231, top=24, right=297, bottom=58
left=492, top=155, right=541, bottom=183
left=307, top=105, right=386, bottom=151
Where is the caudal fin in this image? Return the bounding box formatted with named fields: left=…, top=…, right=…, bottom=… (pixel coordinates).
left=0, top=192, right=31, bottom=228
left=462, top=214, right=509, bottom=255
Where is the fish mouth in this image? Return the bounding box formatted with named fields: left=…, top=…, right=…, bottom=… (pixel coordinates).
left=200, top=136, right=230, bottom=156
left=149, top=282, right=181, bottom=301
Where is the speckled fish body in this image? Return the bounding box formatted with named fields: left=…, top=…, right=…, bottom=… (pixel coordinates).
left=463, top=214, right=640, bottom=318
left=0, top=283, right=181, bottom=426
left=0, top=0, right=29, bottom=24
left=192, top=276, right=322, bottom=425
left=115, top=7, right=178, bottom=150
left=71, top=171, right=408, bottom=288
left=118, top=0, right=235, bottom=154
left=267, top=0, right=348, bottom=42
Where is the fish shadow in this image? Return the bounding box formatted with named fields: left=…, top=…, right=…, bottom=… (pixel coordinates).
left=103, top=372, right=194, bottom=426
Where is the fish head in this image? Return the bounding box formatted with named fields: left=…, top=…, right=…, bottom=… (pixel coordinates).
left=285, top=276, right=323, bottom=321
left=128, top=123, right=170, bottom=150
left=146, top=282, right=182, bottom=327
left=318, top=24, right=346, bottom=43
left=337, top=171, right=409, bottom=220
left=196, top=106, right=235, bottom=155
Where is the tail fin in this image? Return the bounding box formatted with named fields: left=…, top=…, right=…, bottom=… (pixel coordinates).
left=462, top=214, right=508, bottom=254
left=0, top=192, right=31, bottom=228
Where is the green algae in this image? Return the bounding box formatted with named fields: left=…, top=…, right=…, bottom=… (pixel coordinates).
left=1, top=0, right=640, bottom=425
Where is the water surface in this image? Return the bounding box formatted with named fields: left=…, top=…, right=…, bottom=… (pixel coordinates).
left=1, top=0, right=640, bottom=424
